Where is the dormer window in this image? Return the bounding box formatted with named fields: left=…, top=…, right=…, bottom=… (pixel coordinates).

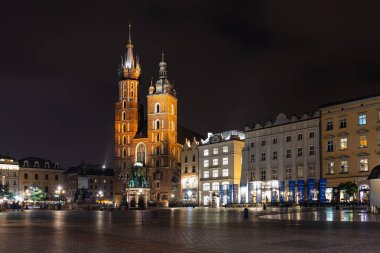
left=44, top=162, right=50, bottom=169
left=23, top=160, right=29, bottom=167
left=34, top=161, right=39, bottom=168
left=54, top=163, right=60, bottom=169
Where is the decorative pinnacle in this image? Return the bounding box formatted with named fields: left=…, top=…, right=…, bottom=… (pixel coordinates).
left=150, top=78, right=153, bottom=86
left=161, top=50, right=165, bottom=62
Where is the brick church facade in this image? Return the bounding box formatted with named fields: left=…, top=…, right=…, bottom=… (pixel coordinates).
left=114, top=26, right=196, bottom=206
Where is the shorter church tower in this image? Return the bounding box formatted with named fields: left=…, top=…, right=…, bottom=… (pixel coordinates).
left=146, top=52, right=181, bottom=202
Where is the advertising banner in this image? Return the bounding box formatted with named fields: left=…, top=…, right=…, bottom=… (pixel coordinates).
left=289, top=180, right=296, bottom=203
left=308, top=178, right=315, bottom=202
left=319, top=178, right=327, bottom=203
left=279, top=181, right=285, bottom=203
left=219, top=185, right=224, bottom=205
left=297, top=180, right=305, bottom=204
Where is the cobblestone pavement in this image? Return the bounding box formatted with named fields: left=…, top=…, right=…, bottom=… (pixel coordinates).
left=1, top=207, right=380, bottom=253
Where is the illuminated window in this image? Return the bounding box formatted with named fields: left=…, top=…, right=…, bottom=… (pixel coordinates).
left=213, top=148, right=218, bottom=155
left=222, top=169, right=228, bottom=177
left=297, top=166, right=303, bottom=178
left=203, top=160, right=209, bottom=168
left=340, top=118, right=347, bottom=128
left=327, top=162, right=335, bottom=174
left=340, top=138, right=348, bottom=150
left=171, top=104, right=174, bottom=114
left=340, top=161, right=348, bottom=173
left=203, top=183, right=210, bottom=191
left=203, top=171, right=209, bottom=178
left=212, top=159, right=218, bottom=166
left=309, top=145, right=315, bottom=155
left=222, top=157, right=228, bottom=165
left=285, top=168, right=292, bottom=179
left=297, top=148, right=303, bottom=157
left=222, top=182, right=229, bottom=190
left=223, top=146, right=228, bottom=153
left=360, top=159, right=369, bottom=172
left=359, top=135, right=368, bottom=148
left=204, top=149, right=209, bottom=157
left=212, top=182, right=219, bottom=191
left=212, top=170, right=218, bottom=178
left=358, top=114, right=367, bottom=125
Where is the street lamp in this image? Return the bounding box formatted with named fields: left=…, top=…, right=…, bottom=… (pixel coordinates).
left=55, top=186, right=65, bottom=210
left=96, top=191, right=104, bottom=204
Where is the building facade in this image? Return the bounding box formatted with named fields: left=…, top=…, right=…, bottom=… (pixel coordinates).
left=180, top=138, right=199, bottom=203
left=114, top=26, right=182, bottom=207
left=320, top=94, right=380, bottom=202
left=64, top=163, right=114, bottom=204
left=242, top=112, right=321, bottom=204
left=199, top=131, right=245, bottom=207
left=0, top=155, right=19, bottom=195
left=18, top=157, right=64, bottom=199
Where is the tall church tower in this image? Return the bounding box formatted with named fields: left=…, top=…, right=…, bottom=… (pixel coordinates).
left=146, top=52, right=181, bottom=202
left=114, top=24, right=141, bottom=205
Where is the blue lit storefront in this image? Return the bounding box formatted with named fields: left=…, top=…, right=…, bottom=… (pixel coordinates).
left=248, top=179, right=327, bottom=204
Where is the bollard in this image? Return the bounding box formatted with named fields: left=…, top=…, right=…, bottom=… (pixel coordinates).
left=243, top=208, right=249, bottom=219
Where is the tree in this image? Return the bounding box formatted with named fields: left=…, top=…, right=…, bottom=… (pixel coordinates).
left=30, top=188, right=48, bottom=202
left=338, top=181, right=358, bottom=200
left=0, top=183, right=16, bottom=200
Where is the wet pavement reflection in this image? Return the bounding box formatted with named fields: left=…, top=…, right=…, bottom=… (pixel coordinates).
left=1, top=207, right=380, bottom=253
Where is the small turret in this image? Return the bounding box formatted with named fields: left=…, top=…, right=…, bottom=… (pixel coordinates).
left=121, top=24, right=141, bottom=80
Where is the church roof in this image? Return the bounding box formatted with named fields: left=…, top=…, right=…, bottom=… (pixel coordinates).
left=178, top=125, right=204, bottom=144
left=134, top=120, right=148, bottom=139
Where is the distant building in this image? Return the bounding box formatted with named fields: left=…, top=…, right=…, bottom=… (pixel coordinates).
left=180, top=138, right=200, bottom=203
left=320, top=94, right=380, bottom=202
left=18, top=157, right=64, bottom=199
left=64, top=163, right=114, bottom=203
left=0, top=154, right=19, bottom=195
left=199, top=131, right=245, bottom=207
left=242, top=112, right=321, bottom=204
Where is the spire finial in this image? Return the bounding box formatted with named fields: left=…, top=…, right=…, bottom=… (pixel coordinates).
left=161, top=50, right=165, bottom=62
left=150, top=78, right=153, bottom=87
left=128, top=22, right=132, bottom=44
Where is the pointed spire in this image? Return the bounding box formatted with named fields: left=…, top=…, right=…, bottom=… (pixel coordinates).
left=125, top=23, right=134, bottom=69
left=161, top=50, right=165, bottom=63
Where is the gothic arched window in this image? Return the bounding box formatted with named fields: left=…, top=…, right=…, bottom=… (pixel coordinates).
left=123, top=100, right=127, bottom=109
left=136, top=143, right=146, bottom=164
left=123, top=136, right=127, bottom=145
left=185, top=156, right=188, bottom=163
left=157, top=134, right=160, bottom=142
left=122, top=112, right=126, bottom=120
left=156, top=120, right=160, bottom=130
left=192, top=155, right=196, bottom=162
left=122, top=124, right=126, bottom=133
left=155, top=103, right=160, bottom=113
left=123, top=148, right=127, bottom=158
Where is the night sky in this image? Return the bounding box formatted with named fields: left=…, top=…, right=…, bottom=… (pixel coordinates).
left=1, top=1, right=380, bottom=168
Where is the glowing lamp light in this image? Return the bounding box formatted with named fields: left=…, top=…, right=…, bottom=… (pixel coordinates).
left=187, top=190, right=192, bottom=197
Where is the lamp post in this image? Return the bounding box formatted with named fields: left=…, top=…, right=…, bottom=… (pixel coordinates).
left=55, top=186, right=65, bottom=210
left=96, top=191, right=104, bottom=205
